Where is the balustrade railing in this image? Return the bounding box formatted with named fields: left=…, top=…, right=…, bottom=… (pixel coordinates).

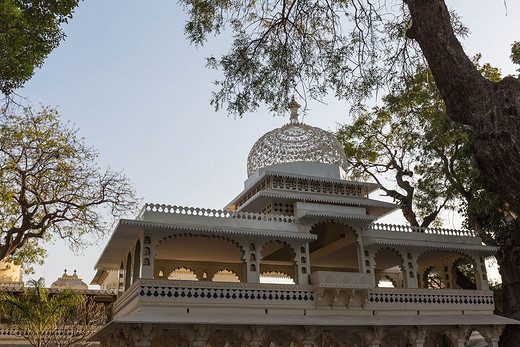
left=139, top=205, right=480, bottom=233
left=368, top=223, right=477, bottom=237
left=118, top=279, right=494, bottom=312
left=0, top=325, right=95, bottom=337
left=139, top=203, right=296, bottom=223
left=0, top=282, right=23, bottom=290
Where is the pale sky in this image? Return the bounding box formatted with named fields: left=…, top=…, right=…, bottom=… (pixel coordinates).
left=13, top=1, right=520, bottom=287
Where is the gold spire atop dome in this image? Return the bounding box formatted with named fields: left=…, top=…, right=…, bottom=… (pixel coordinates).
left=288, top=96, right=301, bottom=125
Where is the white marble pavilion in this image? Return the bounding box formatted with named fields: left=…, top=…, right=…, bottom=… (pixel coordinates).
left=91, top=104, right=517, bottom=346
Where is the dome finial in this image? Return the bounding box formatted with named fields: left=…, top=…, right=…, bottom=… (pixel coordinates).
left=288, top=96, right=301, bottom=125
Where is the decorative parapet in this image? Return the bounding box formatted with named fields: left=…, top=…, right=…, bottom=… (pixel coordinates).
left=368, top=223, right=478, bottom=237
left=139, top=283, right=313, bottom=303
left=113, top=279, right=315, bottom=317
left=268, top=174, right=366, bottom=197
left=0, top=324, right=99, bottom=338
left=0, top=325, right=21, bottom=338
left=229, top=172, right=377, bottom=211
left=138, top=203, right=297, bottom=224
left=114, top=279, right=496, bottom=321
left=365, top=288, right=494, bottom=311
left=0, top=282, right=24, bottom=291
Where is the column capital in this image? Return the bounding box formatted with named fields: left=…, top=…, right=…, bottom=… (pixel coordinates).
left=404, top=326, right=428, bottom=346
left=362, top=326, right=386, bottom=347
left=445, top=326, right=471, bottom=347
left=476, top=325, right=504, bottom=347
left=244, top=325, right=266, bottom=347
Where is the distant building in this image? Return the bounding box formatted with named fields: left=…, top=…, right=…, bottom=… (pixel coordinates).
left=51, top=269, right=89, bottom=290
left=0, top=260, right=23, bottom=288
left=0, top=269, right=116, bottom=346
left=92, top=104, right=517, bottom=346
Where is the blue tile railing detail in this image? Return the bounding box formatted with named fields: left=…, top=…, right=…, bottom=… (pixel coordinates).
left=368, top=291, right=494, bottom=306
left=138, top=285, right=314, bottom=302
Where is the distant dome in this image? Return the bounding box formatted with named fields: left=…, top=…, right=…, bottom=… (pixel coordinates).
left=247, top=101, right=348, bottom=176
left=51, top=269, right=88, bottom=290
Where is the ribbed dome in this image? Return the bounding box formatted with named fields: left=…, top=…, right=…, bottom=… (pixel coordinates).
left=247, top=117, right=348, bottom=177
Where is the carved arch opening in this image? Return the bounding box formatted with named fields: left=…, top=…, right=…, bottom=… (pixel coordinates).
left=132, top=239, right=141, bottom=284
left=168, top=266, right=199, bottom=281
left=308, top=221, right=360, bottom=272
left=124, top=252, right=132, bottom=290
left=374, top=247, right=405, bottom=288
left=155, top=233, right=245, bottom=281
left=423, top=265, right=446, bottom=289
left=212, top=269, right=241, bottom=282
left=465, top=327, right=491, bottom=346
left=417, top=250, right=478, bottom=290
left=260, top=240, right=297, bottom=283
left=452, top=256, right=478, bottom=290
left=118, top=262, right=124, bottom=294
left=260, top=270, right=295, bottom=284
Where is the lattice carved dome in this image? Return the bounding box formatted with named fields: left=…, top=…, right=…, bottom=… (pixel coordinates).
left=247, top=101, right=348, bottom=176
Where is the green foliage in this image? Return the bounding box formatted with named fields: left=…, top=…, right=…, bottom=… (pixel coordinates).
left=0, top=278, right=104, bottom=347
left=425, top=267, right=445, bottom=289
left=7, top=238, right=47, bottom=275
left=0, top=278, right=81, bottom=346
left=512, top=41, right=520, bottom=74
left=180, top=0, right=468, bottom=116
left=0, top=106, right=138, bottom=269
left=337, top=65, right=459, bottom=227
left=455, top=262, right=476, bottom=289
left=0, top=0, right=80, bottom=98
left=337, top=57, right=508, bottom=238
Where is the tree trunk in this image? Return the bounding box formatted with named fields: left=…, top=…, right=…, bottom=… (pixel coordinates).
left=405, top=0, right=520, bottom=213
left=405, top=0, right=520, bottom=344
left=454, top=267, right=477, bottom=290
left=496, top=220, right=520, bottom=346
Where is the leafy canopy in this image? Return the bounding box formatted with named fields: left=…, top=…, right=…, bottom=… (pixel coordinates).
left=338, top=64, right=458, bottom=228
left=337, top=56, right=507, bottom=243
left=512, top=41, right=520, bottom=74
left=0, top=0, right=80, bottom=98
left=0, top=106, right=137, bottom=270
left=180, top=0, right=467, bottom=116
